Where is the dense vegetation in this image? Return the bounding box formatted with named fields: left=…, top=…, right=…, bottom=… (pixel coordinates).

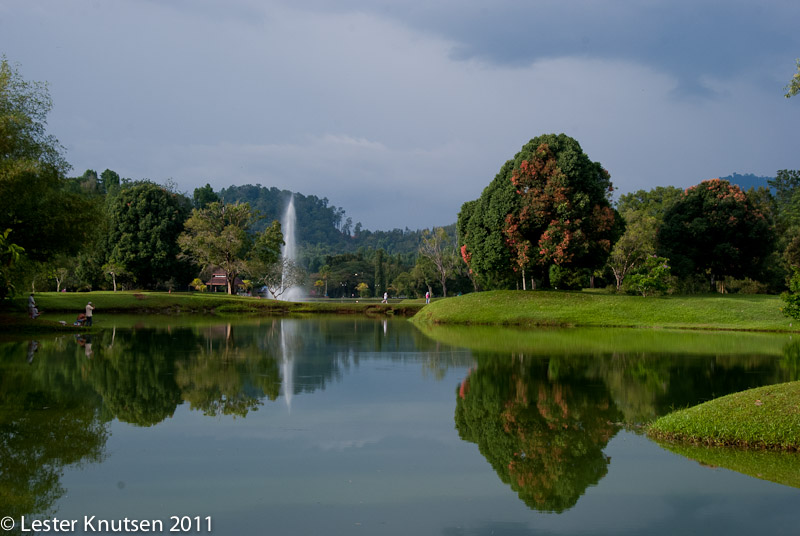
left=3, top=57, right=800, bottom=309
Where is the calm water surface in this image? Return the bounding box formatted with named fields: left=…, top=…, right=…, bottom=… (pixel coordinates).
left=1, top=316, right=799, bottom=535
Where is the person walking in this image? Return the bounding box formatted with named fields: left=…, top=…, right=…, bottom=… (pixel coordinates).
left=85, top=301, right=95, bottom=327
left=382, top=291, right=388, bottom=304
left=425, top=291, right=430, bottom=304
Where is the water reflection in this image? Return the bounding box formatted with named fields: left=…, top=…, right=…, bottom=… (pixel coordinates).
left=455, top=356, right=620, bottom=512
left=3, top=319, right=799, bottom=529
left=453, top=330, right=800, bottom=513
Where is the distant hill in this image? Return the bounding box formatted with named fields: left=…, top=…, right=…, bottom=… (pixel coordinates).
left=219, top=184, right=452, bottom=264
left=719, top=173, right=774, bottom=192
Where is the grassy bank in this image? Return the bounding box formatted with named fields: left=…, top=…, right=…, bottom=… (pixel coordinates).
left=647, top=381, right=800, bottom=450
left=412, top=290, right=798, bottom=332
left=2, top=291, right=423, bottom=333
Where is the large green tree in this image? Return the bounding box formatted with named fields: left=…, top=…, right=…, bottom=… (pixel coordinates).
left=0, top=58, right=97, bottom=271
left=178, top=201, right=257, bottom=294
left=108, top=181, right=192, bottom=289
left=459, top=134, right=620, bottom=290
left=657, top=179, right=774, bottom=286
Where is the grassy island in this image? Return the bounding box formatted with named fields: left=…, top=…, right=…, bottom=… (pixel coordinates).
left=648, top=381, right=800, bottom=451
left=412, top=290, right=798, bottom=332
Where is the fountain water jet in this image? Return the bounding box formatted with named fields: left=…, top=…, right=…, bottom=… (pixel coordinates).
left=279, top=194, right=304, bottom=301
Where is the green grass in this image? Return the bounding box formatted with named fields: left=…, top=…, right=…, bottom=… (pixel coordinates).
left=647, top=381, right=800, bottom=450
left=2, top=291, right=422, bottom=333
left=412, top=290, right=798, bottom=332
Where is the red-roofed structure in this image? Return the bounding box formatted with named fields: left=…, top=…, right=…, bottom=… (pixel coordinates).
left=205, top=272, right=244, bottom=293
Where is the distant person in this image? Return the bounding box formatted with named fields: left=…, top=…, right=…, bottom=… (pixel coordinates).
left=425, top=291, right=430, bottom=304
left=85, top=301, right=95, bottom=326
left=382, top=291, right=388, bottom=304
left=28, top=293, right=39, bottom=319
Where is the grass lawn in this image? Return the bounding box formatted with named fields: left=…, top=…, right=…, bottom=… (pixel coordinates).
left=1, top=291, right=422, bottom=334
left=412, top=290, right=798, bottom=332
left=648, top=381, right=800, bottom=450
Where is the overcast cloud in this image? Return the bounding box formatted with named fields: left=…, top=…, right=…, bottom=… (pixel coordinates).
left=1, top=0, right=797, bottom=230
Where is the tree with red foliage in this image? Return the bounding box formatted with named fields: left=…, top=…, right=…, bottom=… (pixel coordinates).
left=657, top=178, right=774, bottom=288
left=459, top=134, right=620, bottom=289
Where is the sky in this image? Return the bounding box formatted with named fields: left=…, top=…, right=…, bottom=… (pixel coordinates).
left=1, top=0, right=798, bottom=230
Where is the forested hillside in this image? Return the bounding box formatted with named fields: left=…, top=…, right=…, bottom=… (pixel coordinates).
left=219, top=184, right=448, bottom=267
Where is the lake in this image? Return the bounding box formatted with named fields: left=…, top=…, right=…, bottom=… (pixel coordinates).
left=1, top=316, right=799, bottom=535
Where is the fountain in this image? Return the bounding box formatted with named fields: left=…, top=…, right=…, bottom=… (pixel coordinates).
left=280, top=194, right=304, bottom=301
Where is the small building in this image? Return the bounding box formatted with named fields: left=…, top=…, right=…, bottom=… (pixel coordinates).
left=205, top=272, right=244, bottom=293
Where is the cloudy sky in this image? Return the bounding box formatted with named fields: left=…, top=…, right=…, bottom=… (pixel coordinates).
left=1, top=0, right=798, bottom=230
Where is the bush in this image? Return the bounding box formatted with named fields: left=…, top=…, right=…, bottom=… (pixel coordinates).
left=724, top=277, right=770, bottom=295
left=781, top=269, right=800, bottom=320
left=625, top=256, right=672, bottom=297
left=548, top=265, right=590, bottom=290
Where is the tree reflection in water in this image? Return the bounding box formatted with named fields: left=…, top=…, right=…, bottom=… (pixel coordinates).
left=455, top=355, right=621, bottom=513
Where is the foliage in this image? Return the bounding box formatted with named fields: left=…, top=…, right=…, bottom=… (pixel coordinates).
left=419, top=227, right=457, bottom=297
left=0, top=58, right=99, bottom=265
left=784, top=58, right=800, bottom=98
left=459, top=134, right=620, bottom=290
left=548, top=265, right=590, bottom=290
left=625, top=255, right=672, bottom=297
left=356, top=281, right=370, bottom=298
left=178, top=202, right=257, bottom=295
left=657, top=179, right=774, bottom=285
left=455, top=357, right=620, bottom=512
left=0, top=228, right=24, bottom=299
left=781, top=269, right=800, bottom=320
left=607, top=211, right=655, bottom=290
left=108, top=181, right=192, bottom=289
left=193, top=183, right=219, bottom=209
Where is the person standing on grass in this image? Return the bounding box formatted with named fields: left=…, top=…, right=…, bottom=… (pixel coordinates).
left=28, top=293, right=39, bottom=318
left=85, top=301, right=94, bottom=326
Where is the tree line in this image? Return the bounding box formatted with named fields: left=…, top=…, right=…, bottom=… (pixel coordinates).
left=3, top=56, right=799, bottom=301
left=458, top=133, right=799, bottom=297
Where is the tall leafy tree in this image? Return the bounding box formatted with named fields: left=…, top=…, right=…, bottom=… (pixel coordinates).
left=178, top=202, right=257, bottom=294
left=0, top=58, right=97, bottom=271
left=108, top=181, right=192, bottom=289
left=459, top=134, right=620, bottom=289
left=657, top=179, right=774, bottom=286
left=419, top=227, right=456, bottom=297
left=193, top=183, right=219, bottom=209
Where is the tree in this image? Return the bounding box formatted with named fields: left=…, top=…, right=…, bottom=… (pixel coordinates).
left=459, top=134, right=620, bottom=290
left=785, top=58, right=800, bottom=98
left=193, top=183, right=219, bottom=209
left=373, top=249, right=386, bottom=297
left=625, top=256, right=672, bottom=297
left=260, top=258, right=305, bottom=299
left=607, top=211, right=656, bottom=291
left=178, top=202, right=257, bottom=294
left=419, top=227, right=456, bottom=297
left=0, top=58, right=97, bottom=265
left=0, top=228, right=24, bottom=299
left=319, top=264, right=331, bottom=297
left=657, top=179, right=774, bottom=287
left=107, top=181, right=191, bottom=289
left=356, top=281, right=370, bottom=298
